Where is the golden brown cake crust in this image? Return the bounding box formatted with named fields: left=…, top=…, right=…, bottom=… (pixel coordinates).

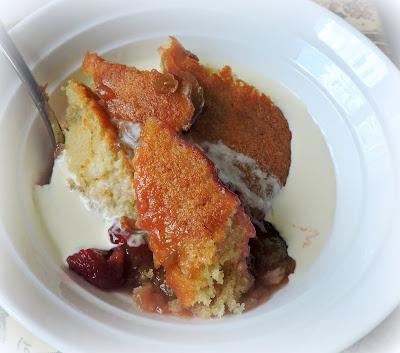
left=82, top=52, right=197, bottom=131
left=133, top=118, right=254, bottom=307
left=160, top=37, right=292, bottom=185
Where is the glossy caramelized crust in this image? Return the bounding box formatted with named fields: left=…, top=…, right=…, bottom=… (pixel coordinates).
left=160, top=37, right=292, bottom=185
left=81, top=53, right=197, bottom=131
left=133, top=118, right=255, bottom=308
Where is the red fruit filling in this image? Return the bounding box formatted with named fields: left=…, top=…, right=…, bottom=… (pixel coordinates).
left=67, top=244, right=153, bottom=290
left=67, top=220, right=295, bottom=314
left=67, top=247, right=125, bottom=289
left=243, top=221, right=296, bottom=310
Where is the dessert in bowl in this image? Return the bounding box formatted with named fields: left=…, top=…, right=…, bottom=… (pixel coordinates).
left=35, top=37, right=300, bottom=317
left=30, top=34, right=337, bottom=321
left=0, top=32, right=339, bottom=347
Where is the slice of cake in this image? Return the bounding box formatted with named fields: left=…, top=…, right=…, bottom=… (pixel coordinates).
left=81, top=53, right=203, bottom=131
left=133, top=118, right=255, bottom=317
left=60, top=40, right=295, bottom=317
left=63, top=80, right=136, bottom=219
left=160, top=37, right=292, bottom=219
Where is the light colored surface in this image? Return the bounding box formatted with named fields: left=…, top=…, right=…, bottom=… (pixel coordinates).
left=315, top=0, right=391, bottom=56
left=34, top=152, right=115, bottom=261
left=0, top=0, right=397, bottom=352
left=262, top=79, right=336, bottom=275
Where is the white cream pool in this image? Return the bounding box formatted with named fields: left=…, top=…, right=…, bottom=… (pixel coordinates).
left=34, top=153, right=115, bottom=261
left=265, top=85, right=336, bottom=274
left=34, top=62, right=336, bottom=275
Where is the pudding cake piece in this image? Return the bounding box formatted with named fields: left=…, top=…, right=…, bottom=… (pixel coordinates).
left=160, top=37, right=292, bottom=219
left=63, top=80, right=136, bottom=219
left=82, top=53, right=203, bottom=131
left=133, top=118, right=255, bottom=317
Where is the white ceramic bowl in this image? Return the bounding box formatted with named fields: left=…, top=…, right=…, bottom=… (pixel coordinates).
left=0, top=1, right=400, bottom=352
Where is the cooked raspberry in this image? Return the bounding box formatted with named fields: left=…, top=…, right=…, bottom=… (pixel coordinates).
left=67, top=247, right=125, bottom=289
left=67, top=243, right=154, bottom=290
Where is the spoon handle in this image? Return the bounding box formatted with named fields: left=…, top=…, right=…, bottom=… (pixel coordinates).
left=0, top=21, right=64, bottom=148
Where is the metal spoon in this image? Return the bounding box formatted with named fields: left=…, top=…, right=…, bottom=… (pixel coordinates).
left=0, top=21, right=64, bottom=149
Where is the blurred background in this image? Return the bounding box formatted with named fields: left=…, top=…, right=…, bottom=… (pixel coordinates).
left=315, top=0, right=400, bottom=68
